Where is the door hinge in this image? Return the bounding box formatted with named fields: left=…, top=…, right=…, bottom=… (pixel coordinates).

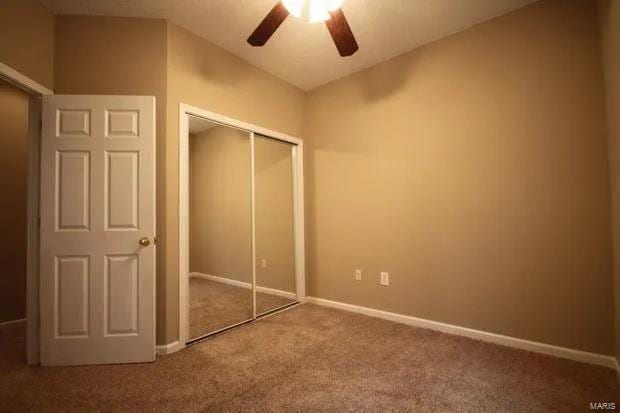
left=37, top=216, right=41, bottom=228
left=39, top=120, right=42, bottom=132
left=154, top=237, right=159, bottom=246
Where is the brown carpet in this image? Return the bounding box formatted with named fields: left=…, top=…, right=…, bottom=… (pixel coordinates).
left=0, top=304, right=617, bottom=411
left=189, top=277, right=296, bottom=339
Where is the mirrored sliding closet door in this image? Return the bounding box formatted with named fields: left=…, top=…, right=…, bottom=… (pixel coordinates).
left=254, top=135, right=297, bottom=315
left=188, top=115, right=253, bottom=341
left=183, top=110, right=302, bottom=344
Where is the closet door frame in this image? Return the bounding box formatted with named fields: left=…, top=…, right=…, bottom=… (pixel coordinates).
left=177, top=103, right=306, bottom=349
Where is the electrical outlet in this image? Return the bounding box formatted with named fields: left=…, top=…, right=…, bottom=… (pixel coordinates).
left=261, top=259, right=267, bottom=268
left=355, top=269, right=362, bottom=281
left=380, top=272, right=390, bottom=286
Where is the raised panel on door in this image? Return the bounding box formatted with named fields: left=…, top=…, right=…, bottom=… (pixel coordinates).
left=104, top=255, right=139, bottom=336
left=105, top=151, right=139, bottom=231
left=55, top=255, right=90, bottom=338
left=56, top=109, right=91, bottom=138
left=56, top=151, right=90, bottom=232
left=105, top=110, right=139, bottom=138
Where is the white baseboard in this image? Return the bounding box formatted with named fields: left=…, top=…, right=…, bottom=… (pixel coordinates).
left=0, top=318, right=26, bottom=328
left=305, top=297, right=617, bottom=369
left=190, top=272, right=297, bottom=300
left=256, top=285, right=297, bottom=300
left=156, top=340, right=183, bottom=355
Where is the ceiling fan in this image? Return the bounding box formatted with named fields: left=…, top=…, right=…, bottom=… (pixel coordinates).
left=247, top=0, right=359, bottom=57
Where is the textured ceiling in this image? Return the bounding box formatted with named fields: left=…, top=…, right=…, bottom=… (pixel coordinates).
left=39, top=0, right=539, bottom=90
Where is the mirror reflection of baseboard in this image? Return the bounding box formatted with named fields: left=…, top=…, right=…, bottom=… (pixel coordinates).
left=189, top=272, right=297, bottom=321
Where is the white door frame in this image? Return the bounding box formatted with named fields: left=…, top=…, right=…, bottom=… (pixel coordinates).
left=178, top=103, right=306, bottom=348
left=0, top=62, right=54, bottom=365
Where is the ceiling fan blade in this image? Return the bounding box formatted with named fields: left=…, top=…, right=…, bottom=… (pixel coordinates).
left=247, top=2, right=290, bottom=47
left=325, top=9, right=359, bottom=57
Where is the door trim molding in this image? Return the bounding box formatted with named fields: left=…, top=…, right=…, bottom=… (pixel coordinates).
left=178, top=103, right=306, bottom=349
left=155, top=340, right=183, bottom=356
left=0, top=318, right=27, bottom=328
left=305, top=297, right=618, bottom=369
left=0, top=62, right=53, bottom=96
left=26, top=94, right=42, bottom=366
left=0, top=61, right=53, bottom=366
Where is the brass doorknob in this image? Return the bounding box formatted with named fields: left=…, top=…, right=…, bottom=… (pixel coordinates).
left=139, top=237, right=151, bottom=247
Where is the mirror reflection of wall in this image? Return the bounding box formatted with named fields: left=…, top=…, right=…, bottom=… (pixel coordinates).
left=188, top=115, right=253, bottom=340
left=186, top=117, right=299, bottom=342
left=255, top=135, right=297, bottom=315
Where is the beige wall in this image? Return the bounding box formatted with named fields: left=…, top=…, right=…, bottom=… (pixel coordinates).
left=0, top=0, right=54, bottom=90
left=189, top=126, right=253, bottom=283
left=54, top=15, right=169, bottom=343
left=255, top=136, right=296, bottom=293
left=6, top=1, right=614, bottom=353
left=0, top=79, right=29, bottom=323
left=165, top=22, right=304, bottom=343
left=303, top=0, right=614, bottom=354
left=599, top=0, right=620, bottom=359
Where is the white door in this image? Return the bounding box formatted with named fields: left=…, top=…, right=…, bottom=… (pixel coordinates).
left=40, top=95, right=156, bottom=366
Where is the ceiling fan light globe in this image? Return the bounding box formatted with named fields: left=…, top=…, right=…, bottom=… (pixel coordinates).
left=281, top=0, right=303, bottom=17
left=282, top=0, right=346, bottom=23
left=309, top=0, right=330, bottom=22
left=326, top=0, right=344, bottom=12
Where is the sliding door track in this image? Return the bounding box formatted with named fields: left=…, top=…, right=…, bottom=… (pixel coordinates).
left=185, top=301, right=300, bottom=346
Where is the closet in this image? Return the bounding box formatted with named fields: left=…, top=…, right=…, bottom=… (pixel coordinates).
left=182, top=111, right=303, bottom=343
